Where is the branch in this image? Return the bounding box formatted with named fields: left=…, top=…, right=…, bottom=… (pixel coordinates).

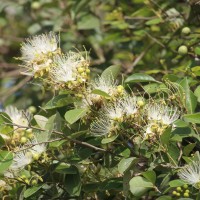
left=4, top=122, right=107, bottom=153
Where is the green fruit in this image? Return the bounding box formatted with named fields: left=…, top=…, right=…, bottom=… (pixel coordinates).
left=182, top=27, right=191, bottom=35
left=183, top=192, right=189, bottom=197
left=178, top=45, right=188, bottom=55
left=176, top=186, right=182, bottom=192
left=20, top=136, right=27, bottom=144
left=31, top=179, right=38, bottom=185
left=31, top=2, right=41, bottom=9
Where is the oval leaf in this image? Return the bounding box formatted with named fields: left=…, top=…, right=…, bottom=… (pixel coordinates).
left=0, top=151, right=13, bottom=174
left=92, top=89, right=111, bottom=98
left=125, top=73, right=159, bottom=84
left=24, top=184, right=43, bottom=198
left=129, top=176, right=154, bottom=197
left=183, top=113, right=200, bottom=124
left=101, top=65, right=121, bottom=80
left=118, top=157, right=137, bottom=174
left=65, top=108, right=88, bottom=124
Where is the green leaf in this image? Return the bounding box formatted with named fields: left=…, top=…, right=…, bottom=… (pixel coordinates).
left=180, top=78, right=197, bottom=113
left=34, top=115, right=48, bottom=129
left=0, top=151, right=13, bottom=173
left=183, top=143, right=196, bottom=156
left=55, top=163, right=77, bottom=174
left=101, top=65, right=121, bottom=81
left=125, top=73, right=160, bottom=84
left=24, top=184, right=43, bottom=198
left=83, top=183, right=99, bottom=192
left=129, top=176, right=154, bottom=197
left=168, top=179, right=186, bottom=187
left=194, top=85, right=200, bottom=102
left=92, top=89, right=111, bottom=98
left=183, top=113, right=200, bottom=124
left=99, top=178, right=123, bottom=191
left=167, top=143, right=179, bottom=165
left=195, top=47, right=200, bottom=55
left=142, top=170, right=156, bottom=184
left=143, top=83, right=167, bottom=94
left=173, top=120, right=188, bottom=127
left=145, top=18, right=162, bottom=25
left=77, top=14, right=100, bottom=30
left=43, top=95, right=75, bottom=109
left=45, top=113, right=60, bottom=131
left=65, top=170, right=81, bottom=196
left=0, top=135, right=5, bottom=148
left=101, top=134, right=118, bottom=144
left=160, top=127, right=172, bottom=145
left=64, top=108, right=88, bottom=124
left=118, top=157, right=137, bottom=174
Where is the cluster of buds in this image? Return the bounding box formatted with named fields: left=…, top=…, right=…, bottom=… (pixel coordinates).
left=172, top=185, right=190, bottom=198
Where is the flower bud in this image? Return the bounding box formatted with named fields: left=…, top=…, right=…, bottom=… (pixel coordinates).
left=178, top=45, right=188, bottom=55
left=181, top=27, right=191, bottom=35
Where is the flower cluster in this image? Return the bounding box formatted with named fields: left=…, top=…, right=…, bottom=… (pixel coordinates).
left=20, top=32, right=90, bottom=91
left=178, top=154, right=200, bottom=189
left=1, top=106, right=50, bottom=183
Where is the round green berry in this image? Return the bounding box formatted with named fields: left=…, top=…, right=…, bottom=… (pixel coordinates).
left=183, top=184, right=188, bottom=189
left=20, top=136, right=27, bottom=144
left=31, top=2, right=41, bottom=9
left=176, top=192, right=180, bottom=197
left=172, top=191, right=177, bottom=195
left=176, top=186, right=182, bottom=192
left=31, top=179, right=38, bottom=185
left=183, top=192, right=189, bottom=197
left=182, top=27, right=191, bottom=35
left=178, top=45, right=188, bottom=55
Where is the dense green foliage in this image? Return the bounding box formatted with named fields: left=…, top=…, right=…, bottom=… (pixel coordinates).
left=0, top=0, right=200, bottom=199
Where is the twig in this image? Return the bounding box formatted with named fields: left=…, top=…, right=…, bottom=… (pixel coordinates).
left=4, top=122, right=107, bottom=153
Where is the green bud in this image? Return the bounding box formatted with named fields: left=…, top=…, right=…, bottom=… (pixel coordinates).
left=31, top=179, right=38, bottom=186
left=183, top=192, right=189, bottom=197
left=172, top=191, right=177, bottom=195
left=183, top=184, right=188, bottom=189
left=137, top=100, right=145, bottom=107
left=182, top=27, right=191, bottom=35
left=31, top=1, right=41, bottom=10
left=78, top=67, right=85, bottom=73
left=176, top=192, right=180, bottom=197
left=178, top=45, right=188, bottom=55
left=176, top=186, right=182, bottom=192
left=20, top=136, right=27, bottom=144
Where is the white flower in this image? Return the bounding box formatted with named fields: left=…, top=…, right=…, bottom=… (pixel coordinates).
left=90, top=116, right=113, bottom=136
left=20, top=32, right=59, bottom=76
left=28, top=138, right=46, bottom=155
left=104, top=102, right=124, bottom=120
left=50, top=55, right=75, bottom=83
left=120, top=95, right=138, bottom=116
left=146, top=103, right=179, bottom=125
left=91, top=76, right=117, bottom=95
left=178, top=159, right=200, bottom=188
left=4, top=106, right=30, bottom=129
left=0, top=180, right=11, bottom=191
left=146, top=104, right=162, bottom=121
left=161, top=106, right=180, bottom=125
left=4, top=151, right=33, bottom=178
left=49, top=51, right=89, bottom=85
left=21, top=32, right=58, bottom=63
